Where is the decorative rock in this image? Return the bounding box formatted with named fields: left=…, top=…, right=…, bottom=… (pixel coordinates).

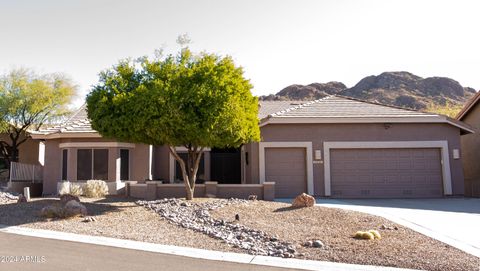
left=60, top=194, right=80, bottom=204
left=17, top=195, right=27, bottom=203
left=136, top=198, right=295, bottom=259
left=291, top=193, right=315, bottom=208
left=303, top=240, right=313, bottom=247
left=0, top=191, right=19, bottom=204
left=312, top=240, right=324, bottom=248
left=83, top=216, right=97, bottom=222
left=63, top=200, right=87, bottom=217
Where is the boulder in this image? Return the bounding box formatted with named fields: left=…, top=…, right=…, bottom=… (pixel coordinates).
left=40, top=205, right=64, bottom=218
left=291, top=193, right=315, bottom=208
left=63, top=200, right=87, bottom=218
left=60, top=194, right=80, bottom=204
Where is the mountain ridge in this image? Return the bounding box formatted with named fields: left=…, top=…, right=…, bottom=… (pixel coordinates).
left=260, top=71, right=476, bottom=110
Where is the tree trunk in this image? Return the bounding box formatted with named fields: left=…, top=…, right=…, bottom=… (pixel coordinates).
left=168, top=145, right=204, bottom=200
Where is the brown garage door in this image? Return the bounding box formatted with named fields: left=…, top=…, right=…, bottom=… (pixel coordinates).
left=330, top=148, right=443, bottom=198
left=265, top=148, right=307, bottom=198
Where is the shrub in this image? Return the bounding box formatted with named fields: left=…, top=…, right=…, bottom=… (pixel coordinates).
left=369, top=230, right=382, bottom=239
left=354, top=230, right=379, bottom=240
left=69, top=183, right=83, bottom=196
left=83, top=180, right=109, bottom=198
left=58, top=181, right=71, bottom=195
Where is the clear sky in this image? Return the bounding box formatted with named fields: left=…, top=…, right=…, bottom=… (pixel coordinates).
left=1, top=0, right=478, bottom=106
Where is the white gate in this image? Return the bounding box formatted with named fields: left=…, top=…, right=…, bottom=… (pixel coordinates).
left=9, top=162, right=43, bottom=183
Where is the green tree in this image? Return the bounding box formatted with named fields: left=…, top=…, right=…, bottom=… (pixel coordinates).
left=0, top=68, right=76, bottom=168
left=87, top=48, right=260, bottom=200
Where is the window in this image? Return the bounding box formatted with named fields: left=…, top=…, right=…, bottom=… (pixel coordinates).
left=77, top=149, right=92, bottom=180
left=77, top=149, right=109, bottom=180
left=175, top=152, right=205, bottom=182
left=62, top=149, right=68, bottom=180
left=93, top=149, right=108, bottom=179
left=120, top=149, right=129, bottom=181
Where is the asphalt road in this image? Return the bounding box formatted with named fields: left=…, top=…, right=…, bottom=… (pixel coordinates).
left=0, top=232, right=300, bottom=271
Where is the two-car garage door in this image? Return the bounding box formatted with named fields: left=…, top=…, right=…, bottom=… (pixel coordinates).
left=263, top=146, right=444, bottom=198
left=330, top=148, right=443, bottom=198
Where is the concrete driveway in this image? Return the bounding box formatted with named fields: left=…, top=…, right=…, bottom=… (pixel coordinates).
left=315, top=198, right=480, bottom=258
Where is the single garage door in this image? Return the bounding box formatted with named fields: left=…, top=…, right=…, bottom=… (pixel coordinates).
left=265, top=148, right=307, bottom=198
left=330, top=148, right=443, bottom=198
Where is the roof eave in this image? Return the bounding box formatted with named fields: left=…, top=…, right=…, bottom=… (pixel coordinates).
left=260, top=116, right=475, bottom=134
left=31, top=131, right=103, bottom=140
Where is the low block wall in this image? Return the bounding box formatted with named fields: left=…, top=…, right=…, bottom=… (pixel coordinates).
left=129, top=183, right=147, bottom=199
left=125, top=181, right=275, bottom=201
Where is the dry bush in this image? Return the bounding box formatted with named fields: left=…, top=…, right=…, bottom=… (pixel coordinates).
left=58, top=181, right=71, bottom=195
left=83, top=180, right=109, bottom=198
left=69, top=183, right=83, bottom=196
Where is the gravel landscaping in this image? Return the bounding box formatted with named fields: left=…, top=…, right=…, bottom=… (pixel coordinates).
left=211, top=200, right=480, bottom=271
left=137, top=198, right=299, bottom=258
left=0, top=196, right=478, bottom=271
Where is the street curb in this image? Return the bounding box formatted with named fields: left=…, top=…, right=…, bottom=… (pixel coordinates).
left=0, top=224, right=420, bottom=271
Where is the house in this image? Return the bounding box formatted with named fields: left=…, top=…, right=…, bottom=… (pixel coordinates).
left=0, top=132, right=41, bottom=182
left=456, top=91, right=480, bottom=197
left=32, top=95, right=473, bottom=198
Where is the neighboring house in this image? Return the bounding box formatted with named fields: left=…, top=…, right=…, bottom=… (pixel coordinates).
left=456, top=91, right=480, bottom=197
left=0, top=132, right=41, bottom=181
left=33, top=96, right=472, bottom=198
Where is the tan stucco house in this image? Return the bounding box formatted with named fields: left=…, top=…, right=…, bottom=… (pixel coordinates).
left=32, top=95, right=473, bottom=198
left=456, top=91, right=480, bottom=197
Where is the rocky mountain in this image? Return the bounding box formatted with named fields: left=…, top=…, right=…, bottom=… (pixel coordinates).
left=260, top=82, right=346, bottom=101
left=260, top=72, right=476, bottom=110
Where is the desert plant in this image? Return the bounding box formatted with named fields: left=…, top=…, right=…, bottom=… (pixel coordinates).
left=58, top=181, right=71, bottom=195
left=354, top=230, right=379, bottom=240
left=83, top=180, right=109, bottom=198
left=368, top=230, right=382, bottom=239
left=69, top=183, right=83, bottom=196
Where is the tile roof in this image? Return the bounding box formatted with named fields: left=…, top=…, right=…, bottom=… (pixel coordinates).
left=261, top=95, right=473, bottom=134
left=32, top=95, right=474, bottom=138
left=258, top=100, right=305, bottom=119
left=266, top=96, right=436, bottom=118
left=35, top=104, right=96, bottom=134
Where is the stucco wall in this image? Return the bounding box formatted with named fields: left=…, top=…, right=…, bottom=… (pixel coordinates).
left=460, top=104, right=480, bottom=197
left=153, top=145, right=170, bottom=181
left=249, top=123, right=465, bottom=197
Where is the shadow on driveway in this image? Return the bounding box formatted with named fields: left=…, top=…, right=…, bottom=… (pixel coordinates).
left=277, top=197, right=480, bottom=214
left=318, top=198, right=480, bottom=214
